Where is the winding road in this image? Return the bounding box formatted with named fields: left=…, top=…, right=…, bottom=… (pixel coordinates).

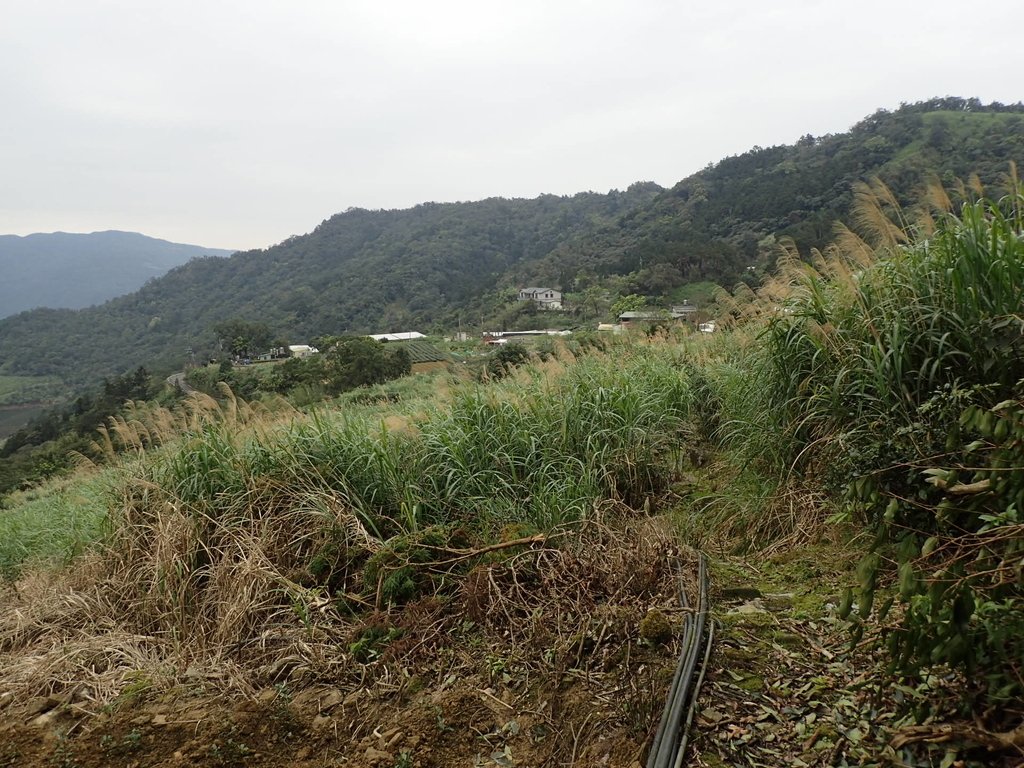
left=165, top=372, right=196, bottom=394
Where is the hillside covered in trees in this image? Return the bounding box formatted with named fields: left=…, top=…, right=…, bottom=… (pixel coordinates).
left=0, top=97, right=1021, bottom=389
left=0, top=230, right=235, bottom=318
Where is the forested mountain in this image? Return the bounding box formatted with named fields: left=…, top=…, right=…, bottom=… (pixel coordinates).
left=0, top=97, right=1021, bottom=390
left=0, top=231, right=235, bottom=318
left=525, top=98, right=1024, bottom=294
left=0, top=187, right=664, bottom=382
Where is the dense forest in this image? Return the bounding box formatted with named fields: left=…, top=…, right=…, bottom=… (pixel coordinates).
left=528, top=98, right=1024, bottom=292
left=0, top=97, right=1021, bottom=392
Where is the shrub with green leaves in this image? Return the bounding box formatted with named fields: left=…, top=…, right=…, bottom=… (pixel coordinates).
left=483, top=342, right=530, bottom=379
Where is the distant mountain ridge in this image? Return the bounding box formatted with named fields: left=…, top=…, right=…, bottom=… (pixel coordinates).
left=0, top=97, right=1021, bottom=391
left=0, top=230, right=235, bottom=318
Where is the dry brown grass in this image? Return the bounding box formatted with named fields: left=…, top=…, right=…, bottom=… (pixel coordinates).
left=89, top=387, right=298, bottom=463
left=712, top=177, right=959, bottom=335
left=465, top=514, right=692, bottom=652
left=0, top=495, right=689, bottom=720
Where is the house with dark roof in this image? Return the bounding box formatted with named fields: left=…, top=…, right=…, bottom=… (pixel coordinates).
left=618, top=301, right=700, bottom=327
left=617, top=310, right=662, bottom=326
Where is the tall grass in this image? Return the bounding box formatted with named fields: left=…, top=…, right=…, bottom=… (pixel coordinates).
left=728, top=185, right=1024, bottom=707
left=5, top=343, right=703, bottom=686
left=719, top=186, right=1024, bottom=482
left=0, top=387, right=295, bottom=578
left=146, top=346, right=696, bottom=541
left=0, top=473, right=114, bottom=577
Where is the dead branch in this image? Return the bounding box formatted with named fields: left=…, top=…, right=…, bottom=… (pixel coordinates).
left=891, top=721, right=1024, bottom=752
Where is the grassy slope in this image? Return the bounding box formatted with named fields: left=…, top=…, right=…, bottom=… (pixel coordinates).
left=0, top=472, right=113, bottom=576
left=2, top=314, right=1019, bottom=765
left=0, top=342, right=702, bottom=767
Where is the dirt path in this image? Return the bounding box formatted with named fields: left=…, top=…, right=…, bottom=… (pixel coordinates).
left=687, top=540, right=1022, bottom=768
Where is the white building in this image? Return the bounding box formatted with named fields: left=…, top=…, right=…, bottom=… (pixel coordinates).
left=367, top=331, right=427, bottom=342
left=288, top=344, right=319, bottom=358
left=517, top=287, right=563, bottom=310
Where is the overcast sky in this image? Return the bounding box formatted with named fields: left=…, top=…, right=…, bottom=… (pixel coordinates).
left=1, top=1, right=1020, bottom=251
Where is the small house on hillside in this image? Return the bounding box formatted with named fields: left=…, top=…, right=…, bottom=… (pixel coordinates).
left=619, top=302, right=699, bottom=328
left=617, top=310, right=662, bottom=327
left=517, top=287, right=563, bottom=310
left=288, top=344, right=319, bottom=359
left=256, top=346, right=291, bottom=362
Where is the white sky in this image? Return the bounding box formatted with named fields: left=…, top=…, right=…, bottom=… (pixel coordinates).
left=1, top=0, right=1020, bottom=251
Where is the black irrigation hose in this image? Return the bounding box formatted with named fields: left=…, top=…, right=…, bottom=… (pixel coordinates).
left=645, top=556, right=691, bottom=764
left=646, top=553, right=711, bottom=768
left=675, top=618, right=715, bottom=767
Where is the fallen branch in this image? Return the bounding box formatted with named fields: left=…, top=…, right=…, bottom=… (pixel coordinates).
left=947, top=479, right=992, bottom=495
left=433, top=534, right=548, bottom=566
left=891, top=720, right=1024, bottom=752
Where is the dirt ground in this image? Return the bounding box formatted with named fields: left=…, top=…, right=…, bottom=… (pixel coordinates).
left=6, top=552, right=1020, bottom=768
left=688, top=541, right=1024, bottom=768
left=0, top=673, right=663, bottom=768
